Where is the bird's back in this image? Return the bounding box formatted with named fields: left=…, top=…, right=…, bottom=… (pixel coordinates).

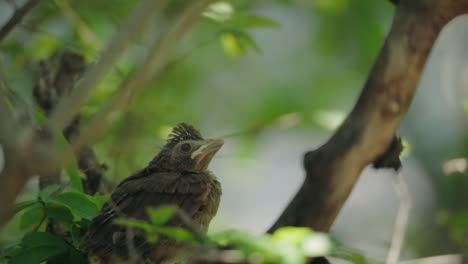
left=80, top=169, right=221, bottom=263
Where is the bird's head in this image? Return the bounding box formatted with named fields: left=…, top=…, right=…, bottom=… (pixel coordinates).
left=151, top=123, right=224, bottom=173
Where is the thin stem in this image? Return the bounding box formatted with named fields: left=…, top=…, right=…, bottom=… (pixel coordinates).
left=0, top=0, right=41, bottom=42
left=386, top=173, right=412, bottom=264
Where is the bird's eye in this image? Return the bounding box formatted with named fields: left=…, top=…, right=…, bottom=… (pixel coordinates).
left=180, top=143, right=191, bottom=152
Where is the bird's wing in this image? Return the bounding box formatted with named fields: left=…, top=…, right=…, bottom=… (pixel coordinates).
left=80, top=171, right=211, bottom=258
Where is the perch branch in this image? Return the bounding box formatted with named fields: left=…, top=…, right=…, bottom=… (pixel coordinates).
left=0, top=0, right=41, bottom=42
left=268, top=0, right=468, bottom=233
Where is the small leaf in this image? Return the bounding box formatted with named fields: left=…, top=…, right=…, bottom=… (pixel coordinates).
left=88, top=194, right=110, bottom=210
left=45, top=203, right=74, bottom=224
left=221, top=32, right=245, bottom=57
left=19, top=204, right=44, bottom=230
left=236, top=31, right=260, bottom=52
left=226, top=15, right=279, bottom=29
left=146, top=233, right=159, bottom=243
left=147, top=206, right=175, bottom=225
left=14, top=200, right=39, bottom=214
left=114, top=218, right=153, bottom=232
left=51, top=192, right=99, bottom=220
left=203, top=1, right=234, bottom=22
left=70, top=225, right=83, bottom=247
left=64, top=160, right=84, bottom=193
left=155, top=227, right=195, bottom=242
left=272, top=227, right=312, bottom=245
left=301, top=233, right=333, bottom=257
left=38, top=184, right=61, bottom=202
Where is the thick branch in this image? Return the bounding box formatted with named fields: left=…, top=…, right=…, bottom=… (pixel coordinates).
left=269, top=0, right=468, bottom=233
left=0, top=0, right=41, bottom=42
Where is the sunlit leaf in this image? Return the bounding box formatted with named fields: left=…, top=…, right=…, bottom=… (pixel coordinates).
left=114, top=218, right=153, bottom=232
left=221, top=32, right=245, bottom=57
left=155, top=227, right=195, bottom=242
left=272, top=227, right=312, bottom=245
left=203, top=1, right=234, bottom=22
left=147, top=206, right=175, bottom=225
left=301, top=233, right=333, bottom=257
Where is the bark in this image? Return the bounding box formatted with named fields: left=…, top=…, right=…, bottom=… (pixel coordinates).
left=269, top=0, right=468, bottom=233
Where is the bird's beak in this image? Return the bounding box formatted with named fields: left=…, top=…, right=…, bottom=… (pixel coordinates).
left=191, top=139, right=224, bottom=171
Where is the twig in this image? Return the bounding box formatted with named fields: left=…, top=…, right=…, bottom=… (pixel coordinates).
left=34, top=51, right=107, bottom=195
left=72, top=0, right=212, bottom=150
left=0, top=0, right=41, bottom=42
left=47, top=0, right=170, bottom=135
left=174, top=207, right=211, bottom=245
left=386, top=173, right=412, bottom=264
left=398, top=254, right=463, bottom=264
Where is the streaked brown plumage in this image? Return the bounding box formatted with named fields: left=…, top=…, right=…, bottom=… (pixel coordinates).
left=80, top=123, right=223, bottom=263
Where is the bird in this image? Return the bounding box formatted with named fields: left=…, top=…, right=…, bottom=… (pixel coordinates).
left=80, top=123, right=223, bottom=264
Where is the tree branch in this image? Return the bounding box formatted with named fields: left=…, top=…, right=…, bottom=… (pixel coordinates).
left=34, top=51, right=107, bottom=195
left=0, top=0, right=41, bottom=42
left=268, top=0, right=468, bottom=233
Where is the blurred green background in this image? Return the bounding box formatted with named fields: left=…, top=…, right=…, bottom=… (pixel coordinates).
left=1, top=0, right=467, bottom=263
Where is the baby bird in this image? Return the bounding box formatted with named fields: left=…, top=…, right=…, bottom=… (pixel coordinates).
left=80, top=123, right=223, bottom=263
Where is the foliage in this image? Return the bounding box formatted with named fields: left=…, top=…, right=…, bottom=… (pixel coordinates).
left=1, top=0, right=467, bottom=263
left=0, top=183, right=106, bottom=263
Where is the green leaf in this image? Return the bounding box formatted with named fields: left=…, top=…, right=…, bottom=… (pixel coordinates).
left=38, top=184, right=61, bottom=202
left=88, top=194, right=110, bottom=210
left=45, top=203, right=74, bottom=224
left=9, top=232, right=75, bottom=264
left=8, top=246, right=66, bottom=264
left=19, top=204, right=44, bottom=230
left=301, top=233, right=333, bottom=257
left=21, top=232, right=67, bottom=248
left=147, top=206, right=175, bottom=225
left=146, top=233, right=159, bottom=243
left=235, top=31, right=260, bottom=52
left=65, top=247, right=88, bottom=264
left=203, top=1, right=234, bottom=22
left=226, top=15, right=279, bottom=29
left=70, top=225, right=83, bottom=247
left=221, top=32, right=245, bottom=57
left=65, top=161, right=84, bottom=193
left=272, top=227, right=312, bottom=245
left=211, top=230, right=271, bottom=256
left=14, top=200, right=39, bottom=214
left=155, top=227, right=195, bottom=242
left=114, top=218, right=153, bottom=232
left=51, top=192, right=99, bottom=220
